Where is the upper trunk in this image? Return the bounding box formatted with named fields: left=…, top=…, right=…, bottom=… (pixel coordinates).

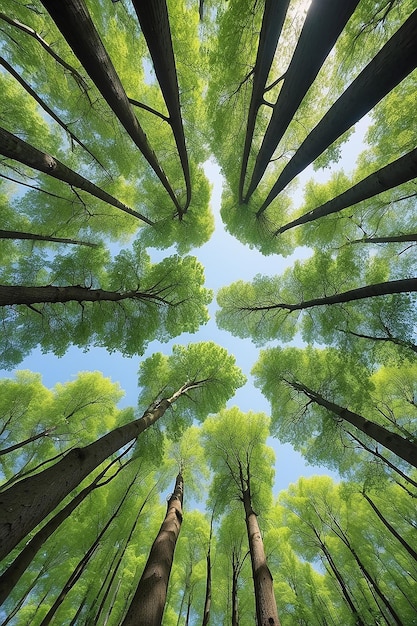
left=258, top=9, right=417, bottom=213
left=246, top=0, right=359, bottom=202
left=288, top=379, right=417, bottom=468
left=40, top=0, right=181, bottom=212
left=0, top=127, right=153, bottom=224
left=0, top=284, right=169, bottom=307
left=244, top=278, right=417, bottom=313
left=274, top=147, right=417, bottom=234
left=131, top=0, right=191, bottom=213
left=238, top=0, right=290, bottom=202
left=121, top=472, right=184, bottom=626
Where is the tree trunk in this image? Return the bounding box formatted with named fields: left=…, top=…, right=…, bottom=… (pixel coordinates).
left=39, top=0, right=181, bottom=213
left=241, top=483, right=280, bottom=626
left=317, top=534, right=364, bottom=626
left=121, top=471, right=184, bottom=626
left=246, top=0, right=359, bottom=202
left=362, top=492, right=417, bottom=563
left=231, top=550, right=240, bottom=626
left=38, top=467, right=139, bottom=626
left=91, top=483, right=157, bottom=625
left=0, top=452, right=131, bottom=603
left=0, top=284, right=171, bottom=307
left=287, top=379, right=417, bottom=468
left=201, top=511, right=214, bottom=626
left=0, top=127, right=153, bottom=224
left=274, top=148, right=417, bottom=234
left=0, top=382, right=193, bottom=560
left=258, top=9, right=417, bottom=213
left=0, top=228, right=98, bottom=247
left=239, top=0, right=290, bottom=202
left=247, top=277, right=417, bottom=313
left=131, top=0, right=191, bottom=214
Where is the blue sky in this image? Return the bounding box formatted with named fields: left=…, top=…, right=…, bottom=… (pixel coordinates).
left=0, top=119, right=369, bottom=495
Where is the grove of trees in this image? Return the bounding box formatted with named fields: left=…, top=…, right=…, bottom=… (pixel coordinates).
left=0, top=0, right=416, bottom=624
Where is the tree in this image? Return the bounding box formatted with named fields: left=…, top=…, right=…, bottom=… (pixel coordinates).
left=253, top=346, right=417, bottom=471
left=202, top=407, right=280, bottom=626
left=0, top=342, right=245, bottom=559
left=0, top=243, right=212, bottom=368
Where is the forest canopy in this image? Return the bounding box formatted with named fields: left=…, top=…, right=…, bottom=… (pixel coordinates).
left=0, top=0, right=416, bottom=624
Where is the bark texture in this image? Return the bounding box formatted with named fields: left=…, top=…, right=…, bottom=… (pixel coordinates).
left=121, top=472, right=184, bottom=626
left=288, top=380, right=417, bottom=468
left=274, top=147, right=417, bottom=234
left=246, top=0, right=359, bottom=202
left=0, top=127, right=153, bottom=224
left=258, top=9, right=417, bottom=213
left=242, top=485, right=280, bottom=626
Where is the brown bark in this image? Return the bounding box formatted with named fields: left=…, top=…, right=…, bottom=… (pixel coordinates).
left=243, top=278, right=417, bottom=313
left=241, top=481, right=280, bottom=626
left=239, top=0, right=290, bottom=202
left=258, top=9, right=417, bottom=213
left=0, top=127, right=153, bottom=224
left=0, top=284, right=171, bottom=307
left=39, top=0, right=181, bottom=213
left=201, top=511, right=214, bottom=626
left=0, top=452, right=131, bottom=603
left=0, top=228, right=98, bottom=247
left=274, top=148, right=417, bottom=234
left=131, top=0, right=191, bottom=214
left=121, top=471, right=184, bottom=626
left=245, top=0, right=359, bottom=202
left=231, top=550, right=240, bottom=626
left=0, top=381, right=196, bottom=560
left=287, top=379, right=417, bottom=468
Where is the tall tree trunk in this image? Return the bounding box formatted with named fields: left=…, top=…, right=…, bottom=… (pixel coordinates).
left=0, top=284, right=172, bottom=307
left=131, top=0, right=191, bottom=214
left=38, top=467, right=140, bottom=626
left=245, top=0, right=359, bottom=202
left=0, top=451, right=132, bottom=603
left=246, top=277, right=417, bottom=313
left=317, top=534, right=364, bottom=626
left=362, top=492, right=417, bottom=563
left=0, top=127, right=153, bottom=224
left=241, top=477, right=280, bottom=626
left=201, top=510, right=214, bottom=626
left=238, top=0, right=290, bottom=202
left=0, top=381, right=195, bottom=560
left=39, top=0, right=181, bottom=213
left=287, top=379, right=417, bottom=468
left=258, top=9, right=417, bottom=213
left=0, top=229, right=98, bottom=247
left=121, top=471, right=184, bottom=626
left=231, top=550, right=240, bottom=626
left=274, top=148, right=417, bottom=234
